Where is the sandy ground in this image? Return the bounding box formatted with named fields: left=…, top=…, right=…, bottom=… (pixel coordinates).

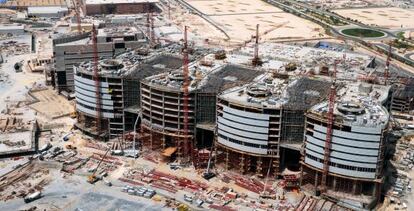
left=0, top=34, right=43, bottom=112
left=304, top=0, right=391, bottom=9
left=184, top=0, right=326, bottom=43
left=0, top=162, right=166, bottom=211
left=187, top=0, right=283, bottom=15
left=334, top=7, right=414, bottom=29
left=29, top=89, right=74, bottom=119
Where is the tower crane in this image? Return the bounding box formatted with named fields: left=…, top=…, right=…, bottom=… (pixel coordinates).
left=92, top=25, right=102, bottom=140
left=320, top=60, right=339, bottom=192
left=178, top=26, right=190, bottom=163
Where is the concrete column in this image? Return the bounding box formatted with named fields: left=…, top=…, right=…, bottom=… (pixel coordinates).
left=314, top=172, right=319, bottom=189
left=372, top=182, right=378, bottom=196
left=161, top=134, right=166, bottom=149
left=256, top=157, right=263, bottom=177
left=353, top=180, right=357, bottom=194
left=240, top=154, right=245, bottom=174
left=333, top=178, right=337, bottom=191
left=225, top=150, right=229, bottom=170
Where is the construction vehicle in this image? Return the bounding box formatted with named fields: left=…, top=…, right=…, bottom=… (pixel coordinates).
left=65, top=144, right=77, bottom=150
left=177, top=203, right=189, bottom=211
left=87, top=147, right=111, bottom=184
left=70, top=111, right=77, bottom=118
left=202, top=146, right=216, bottom=180
left=24, top=191, right=42, bottom=203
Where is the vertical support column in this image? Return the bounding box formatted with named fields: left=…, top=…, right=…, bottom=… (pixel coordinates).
left=246, top=155, right=251, bottom=172
left=225, top=150, right=229, bottom=170
left=353, top=180, right=357, bottom=194
left=240, top=154, right=245, bottom=174
left=161, top=134, right=166, bottom=149
left=272, top=158, right=279, bottom=177
left=150, top=130, right=153, bottom=150
left=214, top=143, right=218, bottom=168
left=333, top=178, right=337, bottom=191
left=314, top=172, right=319, bottom=190
left=256, top=157, right=263, bottom=177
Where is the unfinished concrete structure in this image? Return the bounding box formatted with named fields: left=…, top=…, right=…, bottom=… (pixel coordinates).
left=84, top=0, right=159, bottom=15
left=301, top=82, right=390, bottom=209
left=216, top=74, right=330, bottom=177
left=74, top=47, right=183, bottom=139
left=53, top=26, right=147, bottom=92
left=0, top=117, right=39, bottom=158
left=138, top=42, right=383, bottom=168
left=390, top=82, right=414, bottom=114
left=140, top=53, right=263, bottom=161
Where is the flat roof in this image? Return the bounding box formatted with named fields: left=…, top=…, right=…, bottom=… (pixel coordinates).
left=86, top=0, right=158, bottom=5
left=309, top=82, right=390, bottom=128
left=98, top=26, right=140, bottom=37
left=219, top=76, right=331, bottom=110
left=0, top=24, right=24, bottom=30
left=76, top=45, right=187, bottom=79
left=27, top=6, right=68, bottom=14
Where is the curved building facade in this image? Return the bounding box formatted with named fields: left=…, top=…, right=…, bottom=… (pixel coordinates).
left=301, top=83, right=390, bottom=208
left=216, top=93, right=281, bottom=177
left=74, top=59, right=125, bottom=138
left=215, top=77, right=331, bottom=177
left=140, top=71, right=197, bottom=158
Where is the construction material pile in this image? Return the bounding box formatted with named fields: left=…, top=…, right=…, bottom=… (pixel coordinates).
left=220, top=172, right=275, bottom=195
left=0, top=40, right=30, bottom=56
left=121, top=168, right=208, bottom=194
left=0, top=161, right=50, bottom=202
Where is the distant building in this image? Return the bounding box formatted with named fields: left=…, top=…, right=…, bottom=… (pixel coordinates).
left=84, top=0, right=159, bottom=15
left=52, top=26, right=147, bottom=92
left=27, top=6, right=68, bottom=18
left=0, top=24, right=24, bottom=35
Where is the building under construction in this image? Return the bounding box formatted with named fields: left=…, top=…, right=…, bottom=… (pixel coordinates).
left=215, top=74, right=331, bottom=177
left=74, top=46, right=183, bottom=139
left=301, top=82, right=390, bottom=209
left=53, top=25, right=147, bottom=92
left=140, top=52, right=263, bottom=162
left=84, top=0, right=159, bottom=15
left=390, top=81, right=414, bottom=114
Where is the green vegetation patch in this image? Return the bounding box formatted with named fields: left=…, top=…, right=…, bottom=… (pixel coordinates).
left=341, top=28, right=385, bottom=38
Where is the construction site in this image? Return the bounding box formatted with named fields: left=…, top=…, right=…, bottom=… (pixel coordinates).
left=1, top=0, right=414, bottom=210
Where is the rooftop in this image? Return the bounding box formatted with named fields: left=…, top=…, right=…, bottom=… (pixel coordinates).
left=144, top=53, right=264, bottom=93
left=0, top=23, right=24, bottom=31
left=75, top=44, right=208, bottom=79
left=54, top=25, right=143, bottom=46
left=309, top=82, right=390, bottom=128
left=97, top=26, right=141, bottom=38
left=27, top=6, right=68, bottom=14
left=237, top=43, right=376, bottom=79
left=85, top=0, right=157, bottom=5
left=219, top=75, right=331, bottom=110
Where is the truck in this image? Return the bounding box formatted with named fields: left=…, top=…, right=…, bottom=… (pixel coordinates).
left=24, top=191, right=42, bottom=203
left=39, top=143, right=52, bottom=152
left=62, top=132, right=73, bottom=141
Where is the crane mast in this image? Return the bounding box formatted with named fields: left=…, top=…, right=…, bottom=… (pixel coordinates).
left=252, top=24, right=262, bottom=66
left=71, top=0, right=82, bottom=34
left=92, top=25, right=102, bottom=140
left=384, top=42, right=392, bottom=85
left=320, top=61, right=338, bottom=191
left=179, top=26, right=190, bottom=162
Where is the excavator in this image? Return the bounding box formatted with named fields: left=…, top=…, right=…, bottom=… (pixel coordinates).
left=87, top=147, right=111, bottom=184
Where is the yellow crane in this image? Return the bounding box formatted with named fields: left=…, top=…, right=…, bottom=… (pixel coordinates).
left=87, top=147, right=111, bottom=184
